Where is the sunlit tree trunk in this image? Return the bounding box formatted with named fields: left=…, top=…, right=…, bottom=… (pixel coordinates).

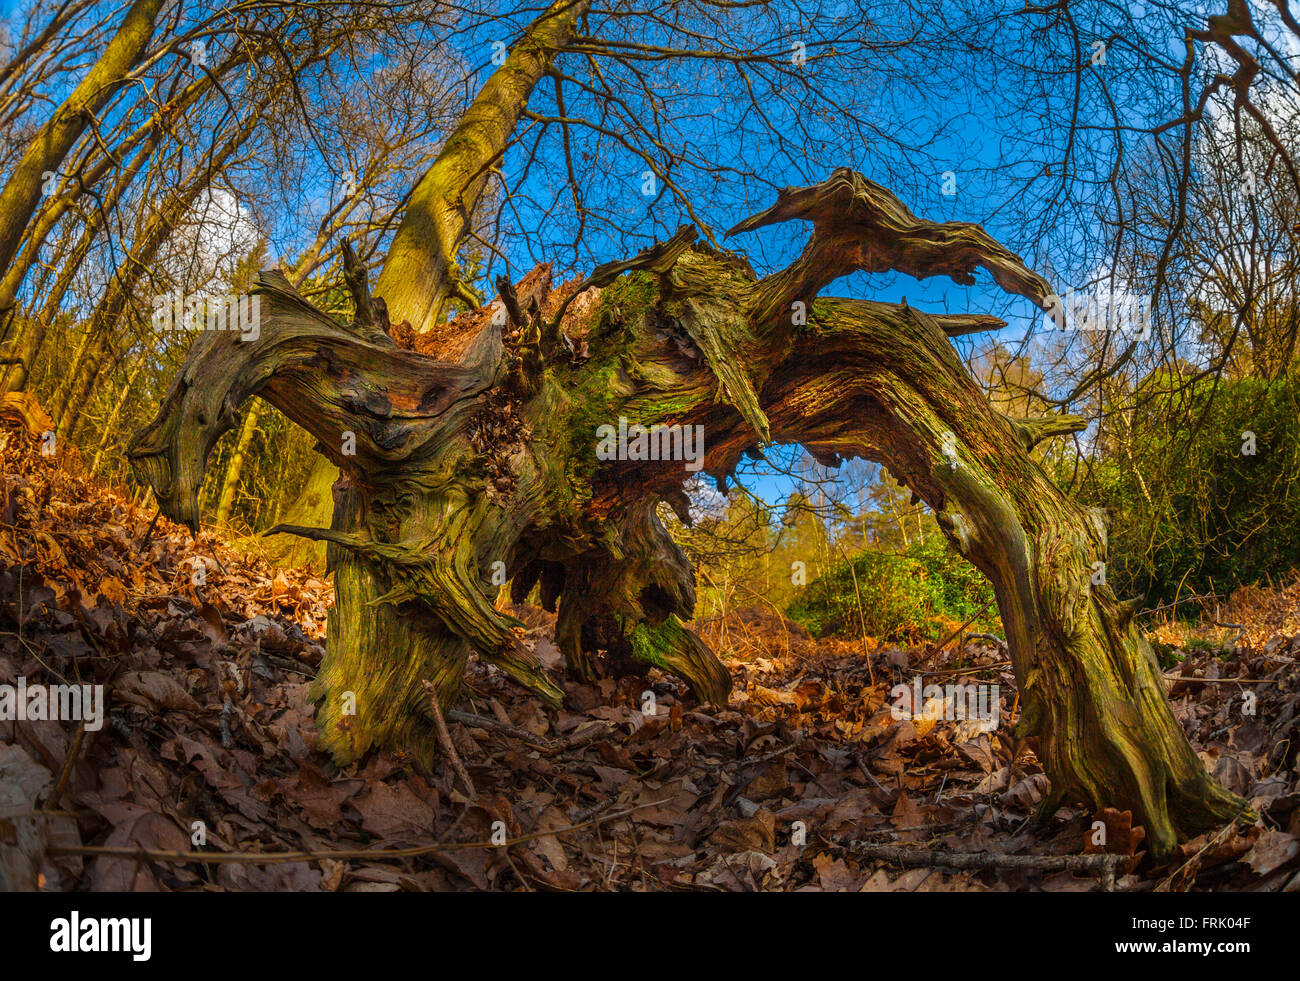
left=55, top=106, right=264, bottom=439
left=373, top=0, right=590, bottom=332
left=0, top=64, right=231, bottom=391
left=89, top=359, right=145, bottom=475
left=215, top=401, right=261, bottom=527
left=267, top=0, right=590, bottom=566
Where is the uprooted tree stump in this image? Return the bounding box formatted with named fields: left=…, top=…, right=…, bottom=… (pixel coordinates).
left=129, top=169, right=1249, bottom=859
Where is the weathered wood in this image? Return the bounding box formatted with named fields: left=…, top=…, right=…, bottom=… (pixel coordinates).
left=846, top=841, right=1129, bottom=891
left=1002, top=412, right=1090, bottom=451
left=130, top=171, right=1247, bottom=857
left=727, top=167, right=1054, bottom=333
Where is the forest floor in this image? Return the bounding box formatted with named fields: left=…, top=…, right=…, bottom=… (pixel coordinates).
left=2, top=417, right=1299, bottom=892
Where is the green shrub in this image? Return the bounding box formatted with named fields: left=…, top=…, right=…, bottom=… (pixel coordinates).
left=786, top=535, right=999, bottom=642
left=1073, top=373, right=1300, bottom=604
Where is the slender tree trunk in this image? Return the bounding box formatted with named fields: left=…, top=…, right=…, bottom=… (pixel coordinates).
left=267, top=0, right=589, bottom=567
left=374, top=0, right=590, bottom=331
left=0, top=64, right=230, bottom=384
left=216, top=400, right=261, bottom=526
left=89, top=358, right=145, bottom=474
left=53, top=105, right=265, bottom=436
left=51, top=327, right=93, bottom=421
left=3, top=134, right=159, bottom=393
left=58, top=326, right=112, bottom=440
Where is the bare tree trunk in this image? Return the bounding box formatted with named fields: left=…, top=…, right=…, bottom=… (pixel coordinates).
left=4, top=134, right=160, bottom=393
left=0, top=65, right=229, bottom=389
left=374, top=0, right=590, bottom=332
left=216, top=400, right=261, bottom=527
left=51, top=327, right=93, bottom=422
left=54, top=105, right=265, bottom=437
left=89, top=358, right=145, bottom=475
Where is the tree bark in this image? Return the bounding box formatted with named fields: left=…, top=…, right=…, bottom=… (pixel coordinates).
left=129, top=170, right=1248, bottom=858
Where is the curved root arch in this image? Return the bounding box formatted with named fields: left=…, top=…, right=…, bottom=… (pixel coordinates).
left=130, top=170, right=1248, bottom=857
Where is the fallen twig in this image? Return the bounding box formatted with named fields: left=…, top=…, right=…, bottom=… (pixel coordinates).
left=48, top=799, right=673, bottom=866
left=449, top=709, right=555, bottom=751
left=917, top=600, right=996, bottom=668
left=922, top=660, right=1011, bottom=679
left=692, top=742, right=795, bottom=773
left=137, top=508, right=162, bottom=551
left=1153, top=812, right=1248, bottom=893
left=844, top=841, right=1128, bottom=891
left=448, top=709, right=614, bottom=756
left=424, top=681, right=477, bottom=799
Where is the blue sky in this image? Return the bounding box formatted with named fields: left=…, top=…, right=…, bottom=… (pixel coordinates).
left=1, top=0, right=1242, bottom=518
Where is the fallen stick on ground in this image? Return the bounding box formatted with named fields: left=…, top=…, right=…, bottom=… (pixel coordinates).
left=845, top=841, right=1129, bottom=891
left=424, top=681, right=477, bottom=799
left=48, top=799, right=673, bottom=865
left=448, top=709, right=558, bottom=751
left=447, top=709, right=614, bottom=755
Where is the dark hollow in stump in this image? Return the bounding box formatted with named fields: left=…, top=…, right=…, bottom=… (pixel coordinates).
left=128, top=169, right=1250, bottom=859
